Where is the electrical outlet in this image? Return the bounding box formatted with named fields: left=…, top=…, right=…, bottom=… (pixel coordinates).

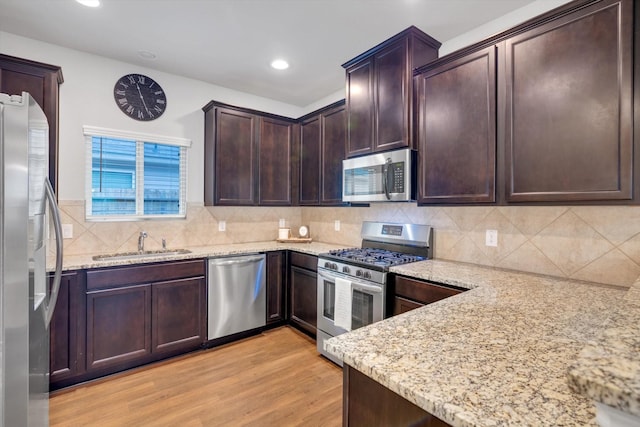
left=218, top=220, right=226, bottom=232
left=334, top=220, right=341, bottom=231
left=279, top=218, right=286, bottom=228
left=485, top=229, right=498, bottom=247
left=62, top=223, right=73, bottom=239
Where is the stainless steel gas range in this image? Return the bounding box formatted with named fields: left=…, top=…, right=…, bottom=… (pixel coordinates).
left=316, top=221, right=433, bottom=365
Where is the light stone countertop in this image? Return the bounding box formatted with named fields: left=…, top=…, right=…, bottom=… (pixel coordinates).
left=567, top=279, right=640, bottom=418
left=325, top=259, right=633, bottom=427
left=60, top=240, right=351, bottom=271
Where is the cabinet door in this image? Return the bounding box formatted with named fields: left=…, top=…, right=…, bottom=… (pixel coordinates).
left=258, top=117, right=293, bottom=205
left=346, top=58, right=374, bottom=157
left=215, top=107, right=257, bottom=205
left=266, top=251, right=286, bottom=324
left=344, top=365, right=451, bottom=427
left=152, top=277, right=206, bottom=355
left=375, top=39, right=409, bottom=152
left=49, top=272, right=84, bottom=383
left=393, top=276, right=462, bottom=317
left=393, top=296, right=424, bottom=316
left=299, top=116, right=321, bottom=205
left=417, top=46, right=496, bottom=204
left=321, top=104, right=346, bottom=205
left=504, top=0, right=632, bottom=202
left=0, top=54, right=62, bottom=193
left=86, top=284, right=151, bottom=372
left=289, top=266, right=317, bottom=335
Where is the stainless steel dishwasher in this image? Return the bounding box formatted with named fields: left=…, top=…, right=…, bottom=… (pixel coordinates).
left=207, top=254, right=266, bottom=340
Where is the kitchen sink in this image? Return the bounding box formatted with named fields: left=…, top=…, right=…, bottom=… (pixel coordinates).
left=92, top=248, right=192, bottom=262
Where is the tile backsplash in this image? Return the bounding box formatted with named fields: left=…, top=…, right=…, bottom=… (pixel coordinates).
left=301, top=204, right=640, bottom=288
left=58, top=201, right=302, bottom=255
left=58, top=200, right=640, bottom=288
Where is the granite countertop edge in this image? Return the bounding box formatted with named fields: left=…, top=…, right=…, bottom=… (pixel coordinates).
left=566, top=280, right=640, bottom=418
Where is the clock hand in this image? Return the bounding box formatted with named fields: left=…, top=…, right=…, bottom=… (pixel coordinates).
left=136, top=83, right=152, bottom=115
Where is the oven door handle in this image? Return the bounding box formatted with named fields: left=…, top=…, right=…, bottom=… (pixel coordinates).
left=352, top=283, right=383, bottom=294
left=318, top=271, right=383, bottom=293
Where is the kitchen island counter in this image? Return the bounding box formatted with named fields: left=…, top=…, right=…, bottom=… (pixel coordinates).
left=325, top=260, right=632, bottom=427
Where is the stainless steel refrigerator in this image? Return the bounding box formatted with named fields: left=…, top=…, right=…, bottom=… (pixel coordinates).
left=0, top=92, right=63, bottom=426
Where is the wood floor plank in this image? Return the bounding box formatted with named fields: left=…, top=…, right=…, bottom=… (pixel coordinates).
left=50, top=327, right=342, bottom=426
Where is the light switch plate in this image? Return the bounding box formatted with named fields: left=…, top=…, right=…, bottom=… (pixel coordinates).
left=279, top=218, right=286, bottom=228
left=218, top=220, right=226, bottom=232
left=334, top=220, right=341, bottom=231
left=486, top=229, right=498, bottom=247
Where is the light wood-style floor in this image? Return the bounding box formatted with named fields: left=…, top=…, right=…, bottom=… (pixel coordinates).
left=50, top=327, right=342, bottom=427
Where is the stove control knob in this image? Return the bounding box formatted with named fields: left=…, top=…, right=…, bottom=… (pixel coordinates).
left=331, top=263, right=338, bottom=270
left=363, top=271, right=372, bottom=280
left=342, top=266, right=350, bottom=274
left=356, top=270, right=363, bottom=277
left=324, top=261, right=332, bottom=269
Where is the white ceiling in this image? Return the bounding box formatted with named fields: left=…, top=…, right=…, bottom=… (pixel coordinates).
left=0, top=0, right=536, bottom=107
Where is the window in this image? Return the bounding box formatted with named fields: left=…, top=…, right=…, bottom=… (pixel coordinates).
left=84, top=126, right=190, bottom=220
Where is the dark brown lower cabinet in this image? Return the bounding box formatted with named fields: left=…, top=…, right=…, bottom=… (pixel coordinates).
left=152, top=277, right=206, bottom=355
left=266, top=251, right=286, bottom=324
left=81, top=260, right=206, bottom=384
left=393, top=296, right=424, bottom=315
left=49, top=271, right=84, bottom=386
left=86, top=284, right=152, bottom=371
left=392, top=275, right=464, bottom=316
left=344, top=364, right=451, bottom=427
left=288, top=252, right=317, bottom=336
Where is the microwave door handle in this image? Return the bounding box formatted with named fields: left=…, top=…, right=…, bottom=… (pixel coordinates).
left=383, top=158, right=391, bottom=200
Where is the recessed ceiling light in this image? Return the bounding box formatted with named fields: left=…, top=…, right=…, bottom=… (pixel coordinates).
left=270, top=59, right=289, bottom=70
left=138, top=50, right=157, bottom=60
left=75, top=0, right=100, bottom=7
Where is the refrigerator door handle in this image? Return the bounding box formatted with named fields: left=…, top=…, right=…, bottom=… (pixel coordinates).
left=43, top=177, right=63, bottom=327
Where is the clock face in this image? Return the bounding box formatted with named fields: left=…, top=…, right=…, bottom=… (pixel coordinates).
left=114, top=74, right=166, bottom=121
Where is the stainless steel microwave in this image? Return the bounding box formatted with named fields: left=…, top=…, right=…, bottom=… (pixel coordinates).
left=342, top=148, right=416, bottom=202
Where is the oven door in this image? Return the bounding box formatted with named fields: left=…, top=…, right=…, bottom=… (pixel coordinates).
left=316, top=268, right=384, bottom=337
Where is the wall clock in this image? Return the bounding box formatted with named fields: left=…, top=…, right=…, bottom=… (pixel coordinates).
left=113, top=73, right=166, bottom=121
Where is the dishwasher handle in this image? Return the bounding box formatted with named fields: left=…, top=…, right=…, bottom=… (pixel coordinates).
left=209, top=255, right=264, bottom=267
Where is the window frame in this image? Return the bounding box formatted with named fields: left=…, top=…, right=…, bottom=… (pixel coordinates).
left=83, top=125, right=191, bottom=221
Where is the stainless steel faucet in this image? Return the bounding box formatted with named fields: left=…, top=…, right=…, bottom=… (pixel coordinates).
left=138, top=231, right=148, bottom=253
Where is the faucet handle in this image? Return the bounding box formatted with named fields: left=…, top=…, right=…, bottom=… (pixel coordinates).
left=140, top=231, right=148, bottom=237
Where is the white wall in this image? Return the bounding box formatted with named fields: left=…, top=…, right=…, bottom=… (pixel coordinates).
left=0, top=31, right=307, bottom=203
left=440, top=0, right=574, bottom=56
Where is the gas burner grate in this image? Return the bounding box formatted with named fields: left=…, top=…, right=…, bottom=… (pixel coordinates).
left=328, top=247, right=426, bottom=267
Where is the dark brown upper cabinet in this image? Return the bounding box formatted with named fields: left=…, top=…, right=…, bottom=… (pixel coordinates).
left=504, top=0, right=633, bottom=203
left=299, top=100, right=346, bottom=206
left=343, top=26, right=440, bottom=158
left=259, top=117, right=294, bottom=205
left=203, top=101, right=295, bottom=206
left=0, top=54, right=63, bottom=194
left=415, top=46, right=497, bottom=204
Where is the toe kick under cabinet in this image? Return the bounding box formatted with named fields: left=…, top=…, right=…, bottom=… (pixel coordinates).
left=51, top=259, right=207, bottom=389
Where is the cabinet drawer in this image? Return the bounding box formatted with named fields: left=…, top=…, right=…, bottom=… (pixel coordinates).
left=289, top=252, right=317, bottom=272
left=395, top=276, right=462, bottom=305
left=87, top=259, right=205, bottom=290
